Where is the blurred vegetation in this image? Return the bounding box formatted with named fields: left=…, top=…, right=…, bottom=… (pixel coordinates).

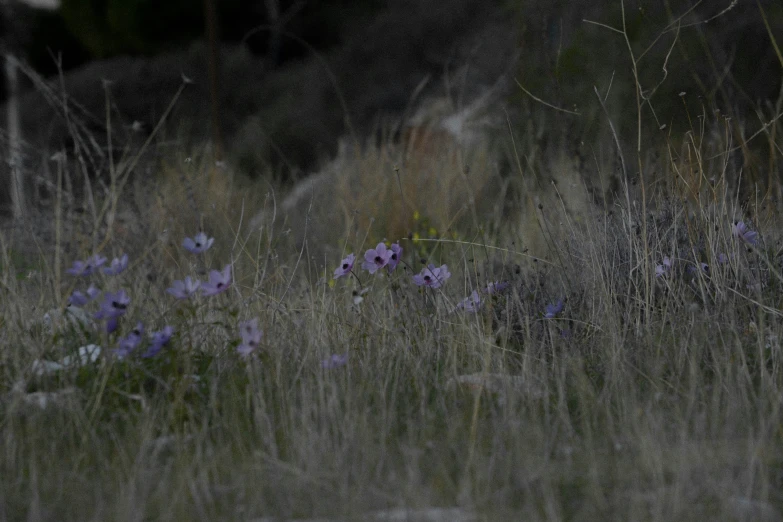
left=500, top=0, right=783, bottom=205
left=29, top=0, right=383, bottom=63
left=507, top=1, right=782, bottom=127
left=58, top=0, right=208, bottom=57
left=3, top=0, right=782, bottom=215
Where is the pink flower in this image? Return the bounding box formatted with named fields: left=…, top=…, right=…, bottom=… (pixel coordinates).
left=545, top=300, right=564, bottom=319
left=95, top=289, right=130, bottom=320
left=68, top=284, right=100, bottom=307
left=388, top=242, right=403, bottom=273
left=103, top=254, right=129, bottom=275
left=183, top=232, right=215, bottom=254
left=143, top=326, right=174, bottom=358
left=732, top=221, right=759, bottom=246
left=202, top=265, right=232, bottom=296
left=237, top=318, right=263, bottom=356
left=321, top=353, right=348, bottom=369
left=167, top=276, right=201, bottom=299
left=455, top=290, right=482, bottom=312
left=485, top=281, right=509, bottom=294
left=67, top=254, right=107, bottom=276
left=362, top=243, right=392, bottom=274
left=412, top=264, right=451, bottom=288
left=334, top=254, right=356, bottom=279
left=115, top=322, right=144, bottom=359
left=655, top=256, right=672, bottom=277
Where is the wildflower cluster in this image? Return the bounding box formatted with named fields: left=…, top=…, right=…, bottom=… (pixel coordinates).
left=66, top=250, right=175, bottom=358
left=67, top=253, right=131, bottom=334
left=335, top=241, right=405, bottom=279
left=336, top=241, right=456, bottom=291
left=171, top=233, right=263, bottom=357
left=67, top=253, right=130, bottom=278
left=61, top=230, right=254, bottom=361
left=332, top=241, right=561, bottom=323
left=114, top=323, right=175, bottom=360
left=168, top=233, right=231, bottom=299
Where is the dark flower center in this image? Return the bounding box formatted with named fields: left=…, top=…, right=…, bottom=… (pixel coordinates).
left=375, top=256, right=382, bottom=263
left=112, top=301, right=127, bottom=310
left=195, top=242, right=202, bottom=248
left=343, top=263, right=349, bottom=269
left=391, top=254, right=397, bottom=260
left=217, top=283, right=224, bottom=289
left=423, top=275, right=431, bottom=281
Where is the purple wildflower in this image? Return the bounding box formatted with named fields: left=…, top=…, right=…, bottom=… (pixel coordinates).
left=237, top=318, right=263, bottom=357
left=183, top=232, right=215, bottom=254
left=732, top=221, right=759, bottom=246
left=105, top=317, right=119, bottom=334
left=115, top=322, right=144, bottom=359
left=388, top=243, right=403, bottom=273
left=718, top=253, right=729, bottom=264
left=456, top=290, right=482, bottom=313
left=412, top=264, right=451, bottom=288
left=362, top=243, right=392, bottom=274
left=686, top=262, right=709, bottom=276
left=143, top=326, right=174, bottom=358
left=655, top=256, right=673, bottom=278
left=545, top=300, right=564, bottom=319
left=68, top=292, right=89, bottom=307
left=67, top=254, right=107, bottom=277
left=68, top=284, right=100, bottom=307
left=103, top=254, right=129, bottom=275
left=167, top=276, right=201, bottom=299
left=201, top=265, right=232, bottom=296
left=321, top=353, right=349, bottom=369
left=334, top=253, right=355, bottom=279
left=485, top=281, right=510, bottom=294
left=95, top=289, right=130, bottom=320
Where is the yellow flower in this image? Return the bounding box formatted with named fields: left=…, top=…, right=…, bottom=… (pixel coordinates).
left=328, top=279, right=336, bottom=288
left=428, top=227, right=437, bottom=237
left=413, top=210, right=420, bottom=221
left=413, top=232, right=420, bottom=244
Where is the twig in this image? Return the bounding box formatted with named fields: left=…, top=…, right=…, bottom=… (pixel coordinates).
left=514, top=78, right=581, bottom=115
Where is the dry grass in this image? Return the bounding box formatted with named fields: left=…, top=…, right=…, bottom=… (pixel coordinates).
left=2, top=8, right=783, bottom=522
left=2, top=117, right=782, bottom=520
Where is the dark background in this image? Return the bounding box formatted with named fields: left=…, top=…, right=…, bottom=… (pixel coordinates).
left=4, top=0, right=384, bottom=98
left=1, top=0, right=782, bottom=209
